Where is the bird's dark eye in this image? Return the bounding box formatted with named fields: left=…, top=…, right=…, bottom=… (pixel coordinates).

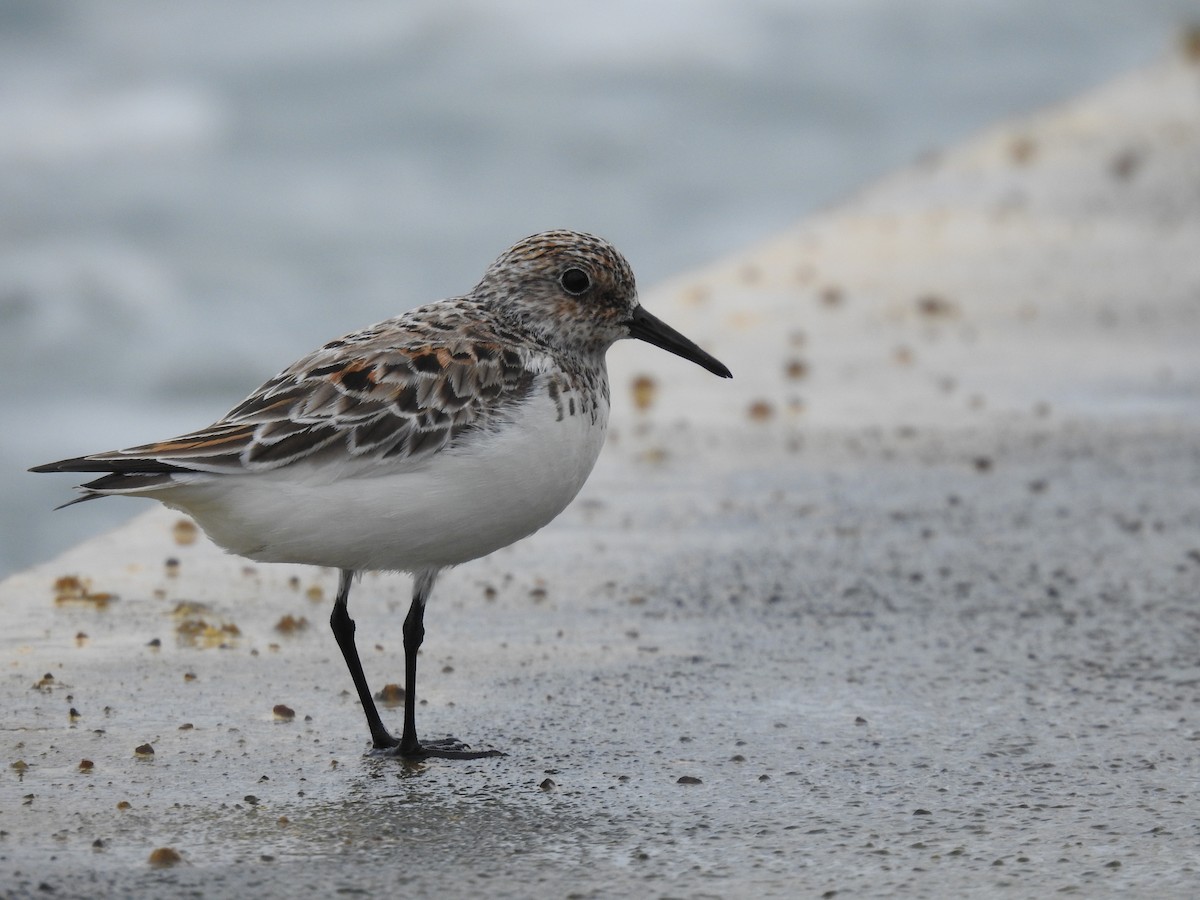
left=560, top=268, right=591, bottom=295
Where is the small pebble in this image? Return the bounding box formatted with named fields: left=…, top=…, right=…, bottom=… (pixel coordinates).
left=747, top=400, right=774, bottom=422
left=275, top=615, right=310, bottom=634
left=631, top=374, right=657, bottom=411
left=376, top=684, right=404, bottom=706
left=171, top=519, right=198, bottom=546
left=148, top=847, right=183, bottom=868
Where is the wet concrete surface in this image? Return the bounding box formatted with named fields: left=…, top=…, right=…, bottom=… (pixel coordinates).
left=4, top=421, right=1199, bottom=898
left=5, top=54, right=1200, bottom=898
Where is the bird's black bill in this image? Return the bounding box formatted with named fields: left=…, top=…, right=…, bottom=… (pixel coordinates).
left=627, top=306, right=732, bottom=379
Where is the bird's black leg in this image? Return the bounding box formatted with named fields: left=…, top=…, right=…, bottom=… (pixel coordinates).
left=330, top=569, right=399, bottom=750
left=395, top=568, right=503, bottom=760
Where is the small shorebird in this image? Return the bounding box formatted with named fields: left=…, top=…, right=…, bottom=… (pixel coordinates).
left=32, top=230, right=731, bottom=759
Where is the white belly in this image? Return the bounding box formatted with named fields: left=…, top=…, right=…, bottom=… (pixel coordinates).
left=166, top=390, right=609, bottom=572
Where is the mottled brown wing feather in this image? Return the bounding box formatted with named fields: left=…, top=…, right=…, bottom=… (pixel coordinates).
left=36, top=304, right=540, bottom=478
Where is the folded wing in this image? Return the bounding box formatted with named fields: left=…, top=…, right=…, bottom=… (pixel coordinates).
left=31, top=307, right=538, bottom=500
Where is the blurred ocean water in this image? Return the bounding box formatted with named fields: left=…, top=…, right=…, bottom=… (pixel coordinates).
left=2, top=0, right=1195, bottom=577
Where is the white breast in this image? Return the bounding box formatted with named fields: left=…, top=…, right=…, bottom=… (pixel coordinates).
left=166, top=383, right=610, bottom=573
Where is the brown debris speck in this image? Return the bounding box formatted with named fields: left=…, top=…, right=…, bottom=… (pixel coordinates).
left=630, top=374, right=657, bottom=411
left=1110, top=148, right=1142, bottom=181
left=274, top=615, right=310, bottom=634
left=272, top=704, right=296, bottom=721
left=748, top=400, right=774, bottom=422
left=174, top=602, right=241, bottom=647
left=638, top=447, right=669, bottom=464
left=134, top=743, right=155, bottom=757
left=376, top=684, right=405, bottom=707
left=54, top=575, right=83, bottom=594
left=916, top=294, right=958, bottom=318
left=172, top=600, right=211, bottom=617
left=147, top=847, right=183, bottom=868
left=1180, top=24, right=1200, bottom=62
left=818, top=286, right=844, bottom=308
left=172, top=519, right=198, bottom=546
left=175, top=618, right=208, bottom=639
left=79, top=759, right=94, bottom=771
left=1009, top=135, right=1037, bottom=165
left=53, top=575, right=115, bottom=608
left=784, top=358, right=808, bottom=380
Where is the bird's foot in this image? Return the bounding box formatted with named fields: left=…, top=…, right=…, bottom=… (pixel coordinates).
left=371, top=735, right=504, bottom=760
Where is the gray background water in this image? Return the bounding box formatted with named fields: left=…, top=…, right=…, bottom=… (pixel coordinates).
left=2, top=0, right=1196, bottom=578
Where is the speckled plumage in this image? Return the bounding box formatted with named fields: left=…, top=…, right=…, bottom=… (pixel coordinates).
left=33, top=229, right=730, bottom=759
left=51, top=231, right=632, bottom=492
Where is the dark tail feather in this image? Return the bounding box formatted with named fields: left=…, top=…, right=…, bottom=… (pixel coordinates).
left=54, top=493, right=108, bottom=511
left=31, top=460, right=184, bottom=510
left=30, top=457, right=187, bottom=475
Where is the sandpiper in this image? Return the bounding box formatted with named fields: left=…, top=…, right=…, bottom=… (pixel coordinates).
left=32, top=230, right=731, bottom=759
